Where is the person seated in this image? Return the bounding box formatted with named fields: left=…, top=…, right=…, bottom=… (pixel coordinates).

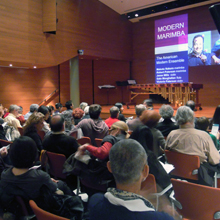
left=127, top=104, right=146, bottom=132
left=105, top=106, right=119, bottom=129
left=81, top=106, right=90, bottom=120
left=45, top=105, right=55, bottom=124
left=71, top=104, right=109, bottom=146
left=37, top=105, right=51, bottom=134
left=54, top=103, right=63, bottom=115
left=61, top=100, right=74, bottom=131
left=23, top=112, right=45, bottom=152
left=140, top=110, right=165, bottom=157
left=0, top=136, right=74, bottom=216
left=43, top=115, right=78, bottom=159
left=24, top=104, right=39, bottom=121
left=16, top=106, right=25, bottom=126
left=143, top=99, right=153, bottom=110
left=79, top=102, right=88, bottom=111
left=88, top=139, right=174, bottom=220
left=4, top=105, right=22, bottom=129
left=114, top=103, right=126, bottom=122
left=72, top=108, right=84, bottom=125
left=197, top=116, right=220, bottom=151
left=166, top=106, right=220, bottom=165
left=78, top=121, right=129, bottom=161
left=209, top=105, right=220, bottom=130
left=156, top=105, right=179, bottom=137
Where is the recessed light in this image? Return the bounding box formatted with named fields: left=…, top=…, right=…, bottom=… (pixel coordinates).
left=33, top=66, right=37, bottom=68
left=135, top=14, right=139, bottom=17
left=9, top=64, right=13, bottom=67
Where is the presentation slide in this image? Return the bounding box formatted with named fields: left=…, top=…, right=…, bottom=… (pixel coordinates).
left=155, top=14, right=188, bottom=84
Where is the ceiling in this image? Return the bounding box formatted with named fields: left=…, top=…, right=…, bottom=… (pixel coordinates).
left=99, top=0, right=220, bottom=22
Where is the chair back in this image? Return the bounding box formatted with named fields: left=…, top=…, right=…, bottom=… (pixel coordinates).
left=171, top=178, right=220, bottom=220
left=29, top=200, right=69, bottom=220
left=0, top=139, right=12, bottom=147
left=18, top=127, right=24, bottom=136
left=77, top=137, right=91, bottom=145
left=70, top=130, right=77, bottom=139
left=41, top=150, right=66, bottom=179
left=140, top=174, right=157, bottom=197
left=95, top=138, right=102, bottom=147
left=165, top=150, right=200, bottom=180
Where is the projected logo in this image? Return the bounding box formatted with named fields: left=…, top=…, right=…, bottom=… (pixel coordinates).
left=155, top=14, right=188, bottom=84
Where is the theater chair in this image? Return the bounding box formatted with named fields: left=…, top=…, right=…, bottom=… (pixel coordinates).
left=95, top=138, right=102, bottom=147
left=77, top=137, right=91, bottom=145
left=171, top=178, right=220, bottom=220
left=0, top=139, right=12, bottom=147
left=29, top=200, right=69, bottom=220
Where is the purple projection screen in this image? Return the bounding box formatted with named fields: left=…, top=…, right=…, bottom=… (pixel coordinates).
left=155, top=14, right=188, bottom=84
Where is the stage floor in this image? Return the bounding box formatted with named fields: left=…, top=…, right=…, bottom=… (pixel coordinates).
left=100, top=104, right=216, bottom=120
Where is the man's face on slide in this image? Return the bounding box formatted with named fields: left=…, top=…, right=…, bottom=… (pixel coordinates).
left=193, top=36, right=203, bottom=55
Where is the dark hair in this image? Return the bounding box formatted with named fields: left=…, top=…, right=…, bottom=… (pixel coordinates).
left=185, top=100, right=195, bottom=111
left=212, top=105, right=220, bottom=125
left=38, top=105, right=49, bottom=116
left=143, top=99, right=153, bottom=107
left=65, top=100, right=73, bottom=110
left=197, top=116, right=209, bottom=131
left=9, top=136, right=38, bottom=168
left=48, top=105, right=55, bottom=115
left=193, top=34, right=204, bottom=45
left=115, top=103, right=123, bottom=112
left=50, top=115, right=64, bottom=132
left=89, top=104, right=101, bottom=119
left=130, top=125, right=154, bottom=153
left=55, top=103, right=63, bottom=109
left=110, top=106, right=119, bottom=118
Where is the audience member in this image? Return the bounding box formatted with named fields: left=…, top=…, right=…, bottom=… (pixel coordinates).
left=43, top=115, right=78, bottom=159
left=105, top=106, right=119, bottom=129
left=38, top=105, right=51, bottom=134
left=46, top=105, right=55, bottom=124
left=0, top=119, right=6, bottom=140
left=0, top=136, right=75, bottom=216
left=81, top=106, right=90, bottom=120
left=166, top=106, right=220, bottom=165
left=156, top=105, right=178, bottom=137
left=78, top=121, right=129, bottom=160
left=16, top=106, right=25, bottom=126
left=71, top=104, right=108, bottom=146
left=61, top=100, right=74, bottom=131
left=114, top=103, right=126, bottom=122
left=23, top=112, right=45, bottom=152
left=0, top=106, right=4, bottom=118
left=88, top=139, right=174, bottom=220
left=186, top=100, right=198, bottom=129
left=24, top=104, right=39, bottom=120
left=4, top=105, right=22, bottom=128
left=54, top=103, right=63, bottom=115
left=79, top=102, right=88, bottom=111
left=72, top=108, right=84, bottom=125
left=143, top=99, right=153, bottom=110
left=127, top=104, right=146, bottom=132
left=197, top=116, right=220, bottom=150
left=140, top=110, right=165, bottom=157
left=209, top=105, right=220, bottom=130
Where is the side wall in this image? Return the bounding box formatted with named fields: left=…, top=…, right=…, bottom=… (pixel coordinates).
left=132, top=4, right=220, bottom=106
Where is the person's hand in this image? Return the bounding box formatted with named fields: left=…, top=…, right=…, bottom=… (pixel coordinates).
left=51, top=178, right=59, bottom=183
left=0, top=147, right=8, bottom=158
left=212, top=55, right=220, bottom=64
left=199, top=54, right=207, bottom=63
left=55, top=189, right=64, bottom=195
left=77, top=144, right=89, bottom=156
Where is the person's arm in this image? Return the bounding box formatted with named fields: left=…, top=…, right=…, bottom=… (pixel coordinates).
left=78, top=142, right=113, bottom=160
left=206, top=135, right=220, bottom=165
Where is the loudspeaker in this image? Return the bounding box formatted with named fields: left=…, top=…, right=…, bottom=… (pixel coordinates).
left=77, top=50, right=84, bottom=55
left=209, top=4, right=220, bottom=34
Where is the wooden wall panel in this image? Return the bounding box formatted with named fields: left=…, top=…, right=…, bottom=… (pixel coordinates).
left=0, top=66, right=59, bottom=114
left=132, top=4, right=220, bottom=106
left=59, top=61, right=70, bottom=105
left=79, top=59, right=93, bottom=105
left=0, top=0, right=132, bottom=68
left=94, top=60, right=130, bottom=105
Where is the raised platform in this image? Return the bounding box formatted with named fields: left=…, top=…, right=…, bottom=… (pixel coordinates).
left=100, top=104, right=216, bottom=120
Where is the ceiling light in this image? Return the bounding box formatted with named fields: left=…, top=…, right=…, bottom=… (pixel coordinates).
left=9, top=64, right=13, bottom=67
left=33, top=66, right=37, bottom=68
left=135, top=14, right=138, bottom=17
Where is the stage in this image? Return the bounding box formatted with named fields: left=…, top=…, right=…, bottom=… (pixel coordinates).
left=100, top=104, right=216, bottom=120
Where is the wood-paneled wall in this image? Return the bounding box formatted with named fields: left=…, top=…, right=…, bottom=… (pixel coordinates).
left=132, top=4, right=220, bottom=106
left=0, top=0, right=132, bottom=68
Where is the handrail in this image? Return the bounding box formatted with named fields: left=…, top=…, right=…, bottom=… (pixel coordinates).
left=38, top=89, right=59, bottom=106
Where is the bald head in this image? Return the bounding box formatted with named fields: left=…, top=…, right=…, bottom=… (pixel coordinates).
left=50, top=115, right=65, bottom=132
